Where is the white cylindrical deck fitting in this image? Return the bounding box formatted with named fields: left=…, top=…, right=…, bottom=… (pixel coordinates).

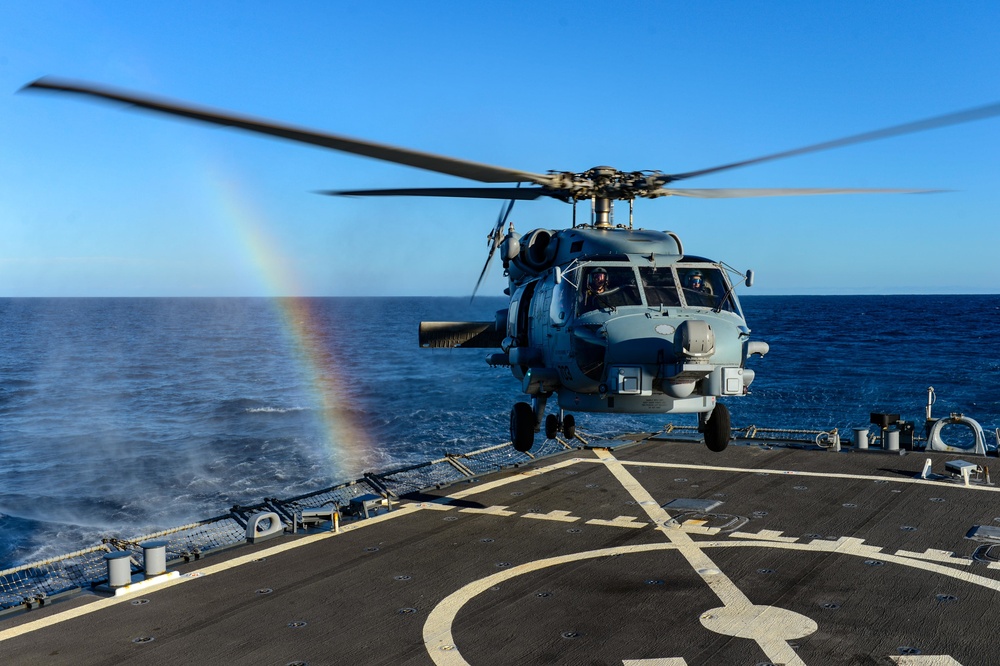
left=142, top=540, right=168, bottom=577
left=104, top=551, right=132, bottom=588
left=853, top=427, right=870, bottom=449
left=885, top=430, right=900, bottom=451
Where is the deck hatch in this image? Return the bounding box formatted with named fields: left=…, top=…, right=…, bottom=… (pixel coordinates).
left=966, top=525, right=1000, bottom=543
left=663, top=498, right=723, bottom=512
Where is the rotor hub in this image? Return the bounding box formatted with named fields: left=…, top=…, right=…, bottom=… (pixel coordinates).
left=546, top=167, right=665, bottom=201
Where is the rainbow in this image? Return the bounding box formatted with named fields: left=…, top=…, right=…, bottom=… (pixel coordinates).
left=204, top=169, right=370, bottom=475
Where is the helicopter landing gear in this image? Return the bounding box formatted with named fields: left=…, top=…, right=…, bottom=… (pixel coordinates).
left=563, top=414, right=576, bottom=440
left=701, top=403, right=731, bottom=452
left=545, top=414, right=558, bottom=439
left=543, top=410, right=576, bottom=441
left=511, top=402, right=535, bottom=452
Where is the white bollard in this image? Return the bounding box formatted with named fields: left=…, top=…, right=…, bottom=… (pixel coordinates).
left=141, top=541, right=168, bottom=577
left=104, top=551, right=133, bottom=588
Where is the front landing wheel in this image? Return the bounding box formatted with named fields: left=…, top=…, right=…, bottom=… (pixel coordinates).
left=511, top=402, right=535, bottom=452
left=704, top=403, right=731, bottom=452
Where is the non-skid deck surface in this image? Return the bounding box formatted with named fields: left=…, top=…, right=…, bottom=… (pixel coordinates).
left=2, top=440, right=997, bottom=665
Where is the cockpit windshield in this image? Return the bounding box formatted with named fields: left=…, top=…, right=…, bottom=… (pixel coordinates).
left=677, top=265, right=737, bottom=312
left=638, top=267, right=681, bottom=307
left=571, top=264, right=739, bottom=314
left=579, top=266, right=642, bottom=313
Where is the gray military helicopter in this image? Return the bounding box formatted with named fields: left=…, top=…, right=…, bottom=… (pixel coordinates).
left=23, top=78, right=1000, bottom=453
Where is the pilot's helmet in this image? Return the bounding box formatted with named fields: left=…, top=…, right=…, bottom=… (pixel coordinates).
left=589, top=268, right=608, bottom=290
left=687, top=271, right=704, bottom=288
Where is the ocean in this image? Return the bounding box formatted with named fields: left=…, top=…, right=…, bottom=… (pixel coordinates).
left=1, top=295, right=998, bottom=571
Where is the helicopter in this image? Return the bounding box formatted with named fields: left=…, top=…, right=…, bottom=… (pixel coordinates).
left=22, top=78, right=1000, bottom=453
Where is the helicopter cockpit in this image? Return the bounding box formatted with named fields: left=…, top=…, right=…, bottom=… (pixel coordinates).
left=567, top=262, right=742, bottom=317
left=674, top=264, right=740, bottom=314
left=579, top=266, right=642, bottom=313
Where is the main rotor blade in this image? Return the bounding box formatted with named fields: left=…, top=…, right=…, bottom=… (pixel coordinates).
left=656, top=187, right=942, bottom=198
left=318, top=187, right=557, bottom=200
left=23, top=77, right=554, bottom=186
left=660, top=101, right=1000, bottom=184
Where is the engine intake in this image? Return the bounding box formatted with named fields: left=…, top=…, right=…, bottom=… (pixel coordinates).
left=518, top=229, right=559, bottom=272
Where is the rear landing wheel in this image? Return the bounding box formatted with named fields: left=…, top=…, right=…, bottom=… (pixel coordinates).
left=563, top=414, right=576, bottom=441
left=704, top=403, right=731, bottom=452
left=545, top=414, right=558, bottom=439
left=511, top=402, right=535, bottom=452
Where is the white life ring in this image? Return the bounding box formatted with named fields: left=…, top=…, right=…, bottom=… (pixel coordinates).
left=927, top=414, right=987, bottom=455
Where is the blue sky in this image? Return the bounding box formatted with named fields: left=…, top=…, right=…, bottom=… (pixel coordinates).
left=2, top=2, right=998, bottom=296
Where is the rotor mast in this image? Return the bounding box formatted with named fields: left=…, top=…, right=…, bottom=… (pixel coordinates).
left=594, top=194, right=613, bottom=228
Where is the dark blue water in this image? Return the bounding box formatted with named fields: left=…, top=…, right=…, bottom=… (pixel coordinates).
left=1, top=295, right=998, bottom=570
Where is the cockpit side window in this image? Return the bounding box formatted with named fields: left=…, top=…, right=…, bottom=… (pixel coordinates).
left=579, top=266, right=642, bottom=313
left=639, top=267, right=680, bottom=307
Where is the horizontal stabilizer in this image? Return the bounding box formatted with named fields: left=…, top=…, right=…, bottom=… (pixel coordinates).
left=419, top=321, right=503, bottom=349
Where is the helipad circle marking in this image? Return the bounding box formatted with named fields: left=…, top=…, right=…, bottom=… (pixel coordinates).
left=422, top=539, right=1000, bottom=665
left=418, top=452, right=995, bottom=665
left=699, top=604, right=817, bottom=641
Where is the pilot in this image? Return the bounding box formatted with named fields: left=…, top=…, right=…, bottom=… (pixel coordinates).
left=686, top=271, right=707, bottom=291
left=583, top=268, right=620, bottom=311
left=684, top=271, right=714, bottom=306
left=589, top=268, right=610, bottom=294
